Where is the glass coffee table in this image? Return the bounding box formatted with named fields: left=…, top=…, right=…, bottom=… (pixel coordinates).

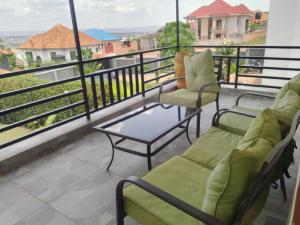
left=94, top=103, right=201, bottom=171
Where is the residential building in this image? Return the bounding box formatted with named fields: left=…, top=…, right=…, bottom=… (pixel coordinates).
left=186, top=0, right=253, bottom=44
left=252, top=10, right=269, bottom=25
left=139, top=34, right=158, bottom=50
left=18, top=24, right=103, bottom=66
left=85, top=29, right=138, bottom=56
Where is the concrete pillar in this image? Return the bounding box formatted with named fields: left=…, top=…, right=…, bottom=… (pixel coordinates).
left=263, top=0, right=300, bottom=87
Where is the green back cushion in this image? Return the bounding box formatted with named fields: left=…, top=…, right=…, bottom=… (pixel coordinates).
left=271, top=89, right=300, bottom=130
left=202, top=108, right=281, bottom=224
left=184, top=49, right=219, bottom=92
left=287, top=73, right=300, bottom=95
left=201, top=149, right=263, bottom=224
left=237, top=108, right=281, bottom=150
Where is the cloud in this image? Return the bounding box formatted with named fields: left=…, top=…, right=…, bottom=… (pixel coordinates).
left=0, top=0, right=270, bottom=32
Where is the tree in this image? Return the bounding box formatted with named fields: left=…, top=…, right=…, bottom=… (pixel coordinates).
left=8, top=54, right=16, bottom=68
left=157, top=21, right=196, bottom=58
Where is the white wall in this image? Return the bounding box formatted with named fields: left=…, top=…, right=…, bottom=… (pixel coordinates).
left=263, top=0, right=300, bottom=86
left=19, top=44, right=102, bottom=66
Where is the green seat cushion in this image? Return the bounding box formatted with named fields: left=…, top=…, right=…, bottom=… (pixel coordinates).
left=202, top=144, right=275, bottom=225
left=184, top=49, right=219, bottom=93
left=271, top=89, right=300, bottom=132
left=218, top=106, right=260, bottom=135
left=160, top=89, right=217, bottom=109
left=182, top=127, right=242, bottom=169
left=237, top=108, right=281, bottom=150
left=124, top=156, right=211, bottom=225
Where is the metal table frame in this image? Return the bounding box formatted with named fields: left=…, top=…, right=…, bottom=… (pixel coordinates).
left=94, top=104, right=201, bottom=171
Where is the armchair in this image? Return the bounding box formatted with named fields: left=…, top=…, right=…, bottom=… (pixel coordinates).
left=159, top=49, right=223, bottom=137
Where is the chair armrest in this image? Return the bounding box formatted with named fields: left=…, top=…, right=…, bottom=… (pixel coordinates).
left=197, top=80, right=225, bottom=107
left=116, top=176, right=225, bottom=225
left=235, top=92, right=275, bottom=106
left=213, top=109, right=256, bottom=127
left=159, top=76, right=185, bottom=96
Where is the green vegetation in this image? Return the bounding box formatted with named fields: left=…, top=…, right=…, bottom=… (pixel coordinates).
left=0, top=38, right=17, bottom=69
left=0, top=74, right=156, bottom=131
left=158, top=21, right=196, bottom=60
left=250, top=23, right=265, bottom=32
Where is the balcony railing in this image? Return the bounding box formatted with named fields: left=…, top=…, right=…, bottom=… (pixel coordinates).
left=1, top=45, right=300, bottom=149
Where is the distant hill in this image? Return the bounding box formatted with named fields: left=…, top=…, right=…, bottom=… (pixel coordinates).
left=105, top=25, right=161, bottom=34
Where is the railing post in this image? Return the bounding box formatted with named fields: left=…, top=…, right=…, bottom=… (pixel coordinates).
left=140, top=52, right=145, bottom=97
left=235, top=47, right=241, bottom=89
left=68, top=0, right=91, bottom=119
left=176, top=0, right=180, bottom=52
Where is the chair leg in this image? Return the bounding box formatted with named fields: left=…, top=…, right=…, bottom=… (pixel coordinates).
left=280, top=175, right=287, bottom=202
left=196, top=112, right=201, bottom=138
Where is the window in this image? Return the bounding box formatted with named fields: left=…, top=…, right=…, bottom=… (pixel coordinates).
left=245, top=19, right=249, bottom=32
left=25, top=51, right=33, bottom=60
left=255, top=12, right=262, bottom=20
left=70, top=51, right=77, bottom=61
left=123, top=41, right=131, bottom=48
left=50, top=52, right=57, bottom=60
left=96, top=48, right=99, bottom=53
left=216, top=20, right=222, bottom=29
left=215, top=34, right=222, bottom=39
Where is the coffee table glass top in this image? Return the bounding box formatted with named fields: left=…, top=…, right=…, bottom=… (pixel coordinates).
left=94, top=103, right=201, bottom=143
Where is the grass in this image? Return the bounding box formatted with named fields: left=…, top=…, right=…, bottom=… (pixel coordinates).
left=0, top=124, right=32, bottom=144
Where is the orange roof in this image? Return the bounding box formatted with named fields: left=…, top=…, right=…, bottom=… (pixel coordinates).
left=187, top=0, right=252, bottom=19
left=0, top=49, right=14, bottom=55
left=19, top=24, right=100, bottom=49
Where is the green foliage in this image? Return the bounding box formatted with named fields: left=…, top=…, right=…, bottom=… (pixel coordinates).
left=25, top=54, right=34, bottom=68
left=158, top=21, right=196, bottom=59
left=0, top=75, right=109, bottom=129
left=250, top=23, right=264, bottom=32
left=8, top=54, right=16, bottom=68
left=216, top=40, right=236, bottom=56
left=0, top=74, right=157, bottom=130
left=82, top=48, right=93, bottom=60
left=84, top=62, right=102, bottom=74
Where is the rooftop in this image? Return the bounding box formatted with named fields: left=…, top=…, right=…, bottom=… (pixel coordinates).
left=186, top=0, right=253, bottom=19
left=19, top=24, right=100, bottom=50
left=0, top=92, right=298, bottom=225
left=85, top=29, right=121, bottom=41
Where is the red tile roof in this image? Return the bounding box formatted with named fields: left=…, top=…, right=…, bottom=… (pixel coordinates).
left=19, top=24, right=100, bottom=49
left=187, top=0, right=252, bottom=19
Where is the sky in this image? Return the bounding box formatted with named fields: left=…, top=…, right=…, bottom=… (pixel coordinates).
left=0, top=0, right=270, bottom=32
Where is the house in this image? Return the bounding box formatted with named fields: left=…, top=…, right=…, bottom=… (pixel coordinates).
left=18, top=24, right=103, bottom=65
left=186, top=0, right=253, bottom=44
left=85, top=29, right=138, bottom=56
left=139, top=34, right=158, bottom=50
left=252, top=10, right=269, bottom=25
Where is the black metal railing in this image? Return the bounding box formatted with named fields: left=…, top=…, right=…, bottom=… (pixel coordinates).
left=0, top=46, right=176, bottom=148
left=1, top=45, right=300, bottom=149
left=187, top=45, right=300, bottom=89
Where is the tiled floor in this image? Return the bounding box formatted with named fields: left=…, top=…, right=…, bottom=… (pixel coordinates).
left=1, top=92, right=299, bottom=225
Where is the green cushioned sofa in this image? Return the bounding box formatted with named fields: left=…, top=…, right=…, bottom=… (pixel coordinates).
left=116, top=109, right=300, bottom=225
left=216, top=73, right=300, bottom=200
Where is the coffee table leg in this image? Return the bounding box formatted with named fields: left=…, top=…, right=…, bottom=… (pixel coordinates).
left=105, top=134, right=115, bottom=171
left=147, top=144, right=152, bottom=171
